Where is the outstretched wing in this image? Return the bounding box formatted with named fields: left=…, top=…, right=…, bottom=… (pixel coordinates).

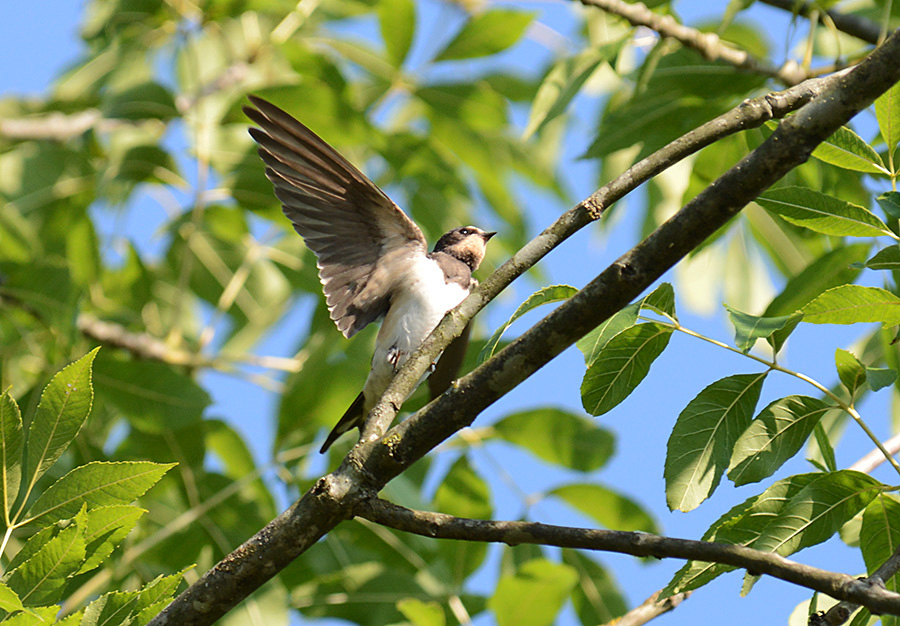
left=244, top=96, right=427, bottom=338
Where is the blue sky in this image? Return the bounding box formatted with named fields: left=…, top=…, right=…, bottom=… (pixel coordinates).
left=3, top=2, right=895, bottom=625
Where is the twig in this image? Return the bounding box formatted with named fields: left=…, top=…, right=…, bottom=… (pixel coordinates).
left=850, top=432, right=900, bottom=475
left=355, top=498, right=900, bottom=615
left=77, top=314, right=301, bottom=373
left=77, top=314, right=212, bottom=369
left=760, top=0, right=882, bottom=45
left=577, top=0, right=809, bottom=85
left=617, top=589, right=690, bottom=626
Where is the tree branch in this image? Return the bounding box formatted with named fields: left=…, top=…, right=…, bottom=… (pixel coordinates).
left=577, top=0, right=809, bottom=85
left=617, top=589, right=690, bottom=626
left=760, top=0, right=883, bottom=45
left=77, top=314, right=301, bottom=374
left=355, top=498, right=900, bottom=616
left=818, top=543, right=900, bottom=625
left=148, top=30, right=900, bottom=626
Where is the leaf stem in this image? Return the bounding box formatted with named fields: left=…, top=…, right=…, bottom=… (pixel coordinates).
left=0, top=525, right=13, bottom=572
left=641, top=315, right=900, bottom=478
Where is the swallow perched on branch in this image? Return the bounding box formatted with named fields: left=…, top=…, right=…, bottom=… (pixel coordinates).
left=244, top=96, right=495, bottom=453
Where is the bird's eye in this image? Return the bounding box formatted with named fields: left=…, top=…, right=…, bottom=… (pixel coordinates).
left=460, top=228, right=472, bottom=235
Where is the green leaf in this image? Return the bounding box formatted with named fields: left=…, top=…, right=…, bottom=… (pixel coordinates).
left=835, top=349, right=866, bottom=396
left=876, top=81, right=900, bottom=160
left=1, top=605, right=58, bottom=624
left=580, top=322, right=673, bottom=416
left=550, top=484, right=658, bottom=533
left=812, top=422, right=837, bottom=473
left=479, top=285, right=577, bottom=364
left=489, top=559, right=578, bottom=626
left=724, top=305, right=801, bottom=353
left=79, top=504, right=145, bottom=574
left=811, top=126, right=888, bottom=174
left=204, top=419, right=256, bottom=478
left=575, top=303, right=640, bottom=367
left=766, top=314, right=802, bottom=355
left=433, top=456, right=490, bottom=584
left=561, top=550, right=627, bottom=626
left=860, top=495, right=900, bottom=583
left=6, top=513, right=86, bottom=606
left=492, top=408, right=615, bottom=472
left=524, top=42, right=620, bottom=139
left=433, top=455, right=491, bottom=520
left=417, top=82, right=509, bottom=132
left=665, top=373, right=767, bottom=512
left=396, top=598, right=445, bottom=626
left=0, top=389, right=23, bottom=519
left=79, top=572, right=183, bottom=626
left=728, top=396, right=832, bottom=486
left=66, top=214, right=101, bottom=287
left=750, top=471, right=883, bottom=554
left=586, top=49, right=765, bottom=160
left=25, top=461, right=175, bottom=527
left=111, top=144, right=185, bottom=186
left=756, top=187, right=894, bottom=238
left=102, top=81, right=178, bottom=120
left=866, top=366, right=897, bottom=391
left=132, top=572, right=186, bottom=625
left=93, top=353, right=211, bottom=433
left=0, top=581, right=24, bottom=613
left=802, top=285, right=900, bottom=325
left=641, top=282, right=677, bottom=318
left=863, top=245, right=900, bottom=270
left=878, top=191, right=900, bottom=220
left=665, top=472, right=881, bottom=594
left=23, top=349, right=98, bottom=497
left=378, top=0, right=416, bottom=67
left=434, top=9, right=534, bottom=61
left=764, top=244, right=869, bottom=317
left=82, top=590, right=142, bottom=626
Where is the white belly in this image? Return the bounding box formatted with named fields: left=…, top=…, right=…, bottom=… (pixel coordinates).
left=362, top=256, right=469, bottom=404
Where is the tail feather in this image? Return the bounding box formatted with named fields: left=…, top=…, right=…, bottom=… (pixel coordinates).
left=320, top=392, right=365, bottom=453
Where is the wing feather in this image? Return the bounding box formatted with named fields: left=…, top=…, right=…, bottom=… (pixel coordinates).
left=245, top=96, right=427, bottom=337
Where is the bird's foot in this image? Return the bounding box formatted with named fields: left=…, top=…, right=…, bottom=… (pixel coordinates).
left=387, top=346, right=405, bottom=371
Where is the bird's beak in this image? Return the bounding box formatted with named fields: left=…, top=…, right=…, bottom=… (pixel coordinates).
left=483, top=231, right=497, bottom=241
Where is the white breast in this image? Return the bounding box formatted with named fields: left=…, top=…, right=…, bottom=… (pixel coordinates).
left=362, top=255, right=470, bottom=403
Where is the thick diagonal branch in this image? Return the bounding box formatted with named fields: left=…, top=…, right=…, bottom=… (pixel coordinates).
left=149, top=30, right=900, bottom=626
left=356, top=498, right=900, bottom=616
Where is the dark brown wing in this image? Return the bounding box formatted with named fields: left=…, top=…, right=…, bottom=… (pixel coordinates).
left=244, top=95, right=427, bottom=338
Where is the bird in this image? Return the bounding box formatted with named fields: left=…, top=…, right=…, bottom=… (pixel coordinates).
left=243, top=96, right=495, bottom=453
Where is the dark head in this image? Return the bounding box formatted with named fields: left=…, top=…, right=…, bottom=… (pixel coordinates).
left=433, top=226, right=496, bottom=271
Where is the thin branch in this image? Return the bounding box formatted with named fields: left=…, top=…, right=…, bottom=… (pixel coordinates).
left=761, top=0, right=883, bottom=45
left=355, top=498, right=900, bottom=616
left=616, top=589, right=690, bottom=626
left=77, top=314, right=301, bottom=373
left=850, top=432, right=900, bottom=475
left=148, top=30, right=900, bottom=626
left=77, top=314, right=211, bottom=368
left=578, top=0, right=809, bottom=85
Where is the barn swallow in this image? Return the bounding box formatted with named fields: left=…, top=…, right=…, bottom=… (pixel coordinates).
left=244, top=96, right=495, bottom=453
